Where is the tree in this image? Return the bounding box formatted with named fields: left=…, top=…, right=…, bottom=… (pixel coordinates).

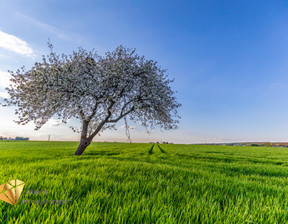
left=3, top=43, right=181, bottom=155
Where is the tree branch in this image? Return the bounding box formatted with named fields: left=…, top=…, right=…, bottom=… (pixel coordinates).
left=78, top=106, right=86, bottom=120
left=87, top=100, right=115, bottom=140
left=87, top=102, right=98, bottom=122
left=107, top=105, right=134, bottom=123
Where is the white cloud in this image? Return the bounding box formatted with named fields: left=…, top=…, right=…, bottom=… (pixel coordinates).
left=0, top=71, right=11, bottom=88
left=51, top=121, right=61, bottom=126
left=0, top=91, right=9, bottom=98
left=0, top=30, right=35, bottom=58
left=120, top=125, right=136, bottom=129
left=47, top=118, right=62, bottom=127
left=47, top=117, right=71, bottom=127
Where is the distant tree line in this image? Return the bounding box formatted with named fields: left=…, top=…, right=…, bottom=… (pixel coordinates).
left=0, top=137, right=29, bottom=141
left=15, top=137, right=29, bottom=141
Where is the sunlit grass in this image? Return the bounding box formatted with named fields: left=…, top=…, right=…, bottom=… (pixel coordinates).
left=1, top=141, right=288, bottom=223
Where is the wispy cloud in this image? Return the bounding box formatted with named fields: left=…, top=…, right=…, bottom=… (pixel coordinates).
left=270, top=82, right=283, bottom=89
left=16, top=12, right=96, bottom=48
left=17, top=13, right=72, bottom=41
left=0, top=71, right=11, bottom=88
left=0, top=30, right=35, bottom=58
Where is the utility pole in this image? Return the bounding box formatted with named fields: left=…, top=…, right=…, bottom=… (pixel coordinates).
left=48, top=134, right=50, bottom=142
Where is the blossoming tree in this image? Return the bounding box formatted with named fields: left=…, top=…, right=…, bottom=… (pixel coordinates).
left=4, top=44, right=181, bottom=155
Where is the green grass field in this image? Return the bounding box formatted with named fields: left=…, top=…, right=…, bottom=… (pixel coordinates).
left=1, top=141, right=288, bottom=223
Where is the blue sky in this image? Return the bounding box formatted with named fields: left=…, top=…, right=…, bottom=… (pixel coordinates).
left=0, top=0, right=288, bottom=143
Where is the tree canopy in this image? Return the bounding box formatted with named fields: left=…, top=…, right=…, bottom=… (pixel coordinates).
left=4, top=43, right=181, bottom=155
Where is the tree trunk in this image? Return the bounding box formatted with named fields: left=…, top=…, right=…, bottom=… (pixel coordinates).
left=74, top=138, right=91, bottom=155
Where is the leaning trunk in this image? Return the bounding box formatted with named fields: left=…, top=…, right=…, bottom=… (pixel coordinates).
left=74, top=119, right=107, bottom=155
left=74, top=138, right=91, bottom=155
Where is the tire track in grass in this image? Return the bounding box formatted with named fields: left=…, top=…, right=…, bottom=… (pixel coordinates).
left=148, top=144, right=154, bottom=155
left=157, top=145, right=166, bottom=153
